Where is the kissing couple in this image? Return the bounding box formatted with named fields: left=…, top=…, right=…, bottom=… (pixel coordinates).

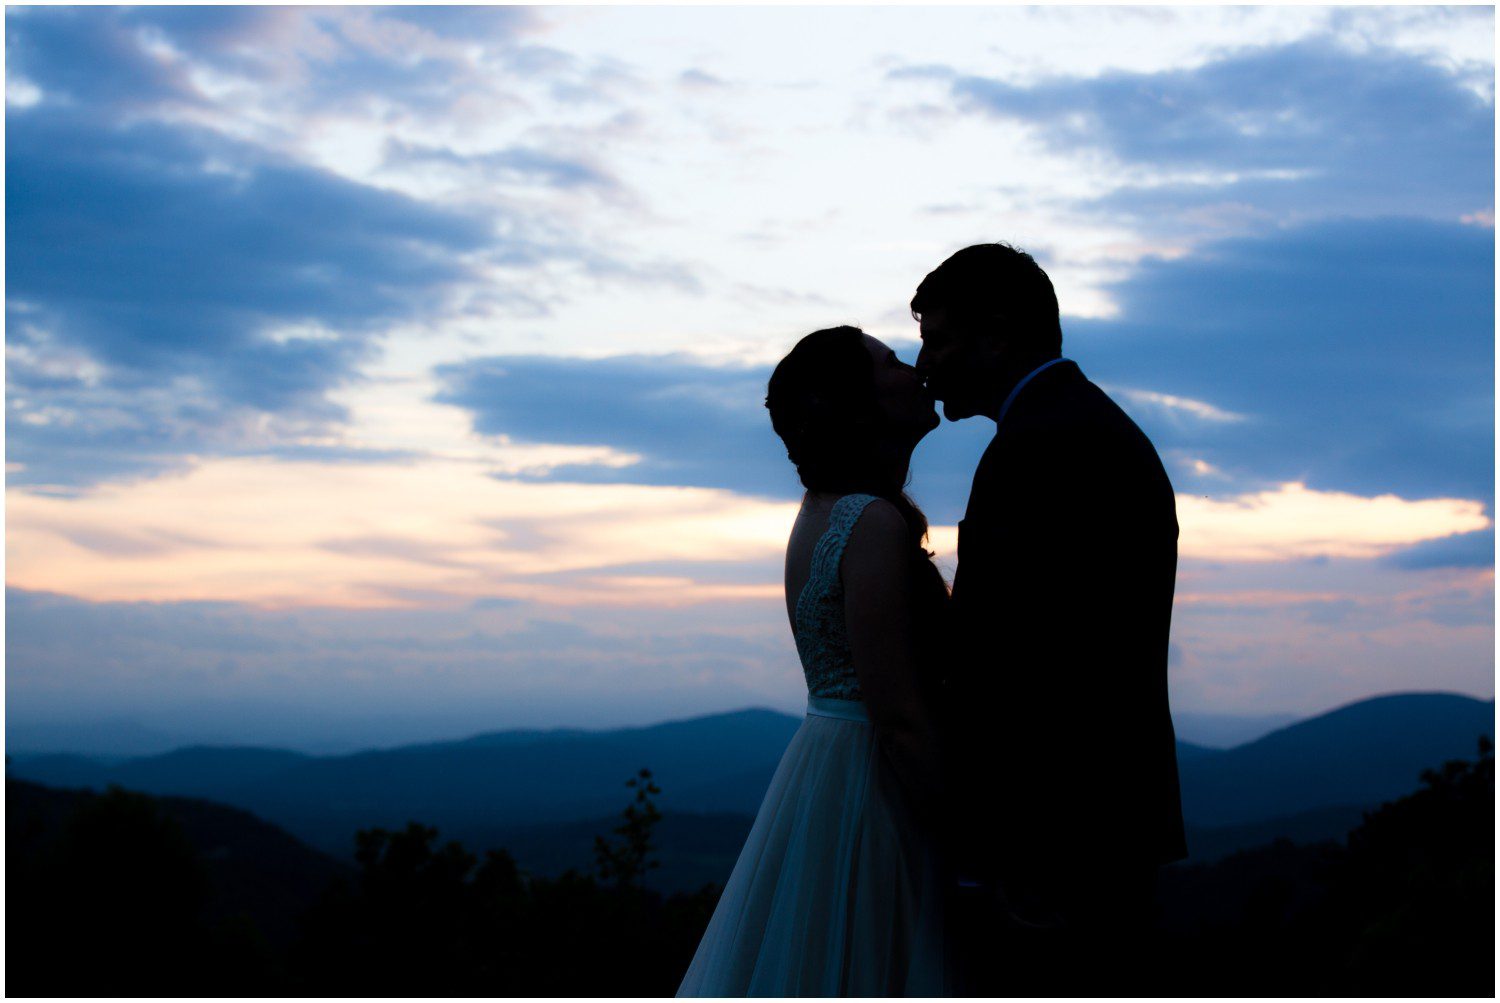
left=679, top=244, right=1188, bottom=997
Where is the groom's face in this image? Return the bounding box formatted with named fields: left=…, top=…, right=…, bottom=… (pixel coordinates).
left=915, top=309, right=1002, bottom=422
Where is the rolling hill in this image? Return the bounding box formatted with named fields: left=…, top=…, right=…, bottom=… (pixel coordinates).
left=7, top=777, right=350, bottom=947
left=8, top=691, right=1491, bottom=874
left=1176, top=691, right=1493, bottom=827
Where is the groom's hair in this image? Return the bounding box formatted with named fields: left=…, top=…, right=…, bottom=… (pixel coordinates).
left=910, top=242, right=1062, bottom=355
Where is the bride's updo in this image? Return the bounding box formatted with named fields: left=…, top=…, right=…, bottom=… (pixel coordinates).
left=765, top=325, right=932, bottom=555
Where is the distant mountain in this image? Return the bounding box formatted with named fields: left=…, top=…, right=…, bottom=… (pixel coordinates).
left=1172, top=711, right=1300, bottom=749
left=6, top=718, right=200, bottom=758
left=1178, top=692, right=1494, bottom=829
left=9, top=708, right=802, bottom=858
left=5, top=752, right=112, bottom=789
left=9, top=692, right=1490, bottom=870
left=119, top=746, right=314, bottom=794
left=1172, top=740, right=1221, bottom=764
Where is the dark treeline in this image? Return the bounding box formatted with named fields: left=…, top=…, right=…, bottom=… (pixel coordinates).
left=1155, top=737, right=1494, bottom=997
left=7, top=750, right=1494, bottom=995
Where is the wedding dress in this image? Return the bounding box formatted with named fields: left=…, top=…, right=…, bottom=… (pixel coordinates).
left=678, top=493, right=950, bottom=997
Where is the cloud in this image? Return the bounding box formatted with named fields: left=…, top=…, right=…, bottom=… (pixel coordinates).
left=431, top=350, right=999, bottom=522
left=5, top=455, right=798, bottom=608
left=943, top=39, right=1493, bottom=228
left=4, top=586, right=805, bottom=747
left=384, top=140, right=618, bottom=192
left=679, top=68, right=728, bottom=90
left=1167, top=556, right=1493, bottom=712
left=1177, top=482, right=1490, bottom=562
left=1382, top=527, right=1495, bottom=571
left=1070, top=216, right=1494, bottom=505
left=432, top=215, right=1491, bottom=535
left=5, top=6, right=694, bottom=491
left=8, top=441, right=1485, bottom=619
left=5, top=7, right=548, bottom=123
left=375, top=6, right=539, bottom=41
left=433, top=354, right=796, bottom=496
left=5, top=111, right=496, bottom=488
left=5, top=6, right=202, bottom=114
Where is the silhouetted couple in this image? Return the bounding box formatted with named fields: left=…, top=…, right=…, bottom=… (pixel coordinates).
left=678, top=244, right=1187, bottom=996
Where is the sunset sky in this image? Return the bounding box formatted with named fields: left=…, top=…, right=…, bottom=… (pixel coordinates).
left=6, top=6, right=1494, bottom=748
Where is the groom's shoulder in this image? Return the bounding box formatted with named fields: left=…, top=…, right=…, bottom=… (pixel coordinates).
left=1005, top=365, right=1107, bottom=439
left=1002, top=367, right=1166, bottom=472
left=1041, top=367, right=1149, bottom=437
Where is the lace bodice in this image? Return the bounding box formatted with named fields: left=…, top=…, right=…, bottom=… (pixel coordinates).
left=793, top=493, right=879, bottom=701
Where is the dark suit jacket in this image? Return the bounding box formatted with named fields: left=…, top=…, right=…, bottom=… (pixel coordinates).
left=945, top=360, right=1187, bottom=887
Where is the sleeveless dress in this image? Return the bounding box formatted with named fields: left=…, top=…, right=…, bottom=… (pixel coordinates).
left=677, top=494, right=951, bottom=997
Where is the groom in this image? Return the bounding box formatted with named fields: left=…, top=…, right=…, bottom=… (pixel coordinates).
left=912, top=243, right=1186, bottom=992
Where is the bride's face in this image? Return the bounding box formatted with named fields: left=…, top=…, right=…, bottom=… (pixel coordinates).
left=863, top=334, right=939, bottom=440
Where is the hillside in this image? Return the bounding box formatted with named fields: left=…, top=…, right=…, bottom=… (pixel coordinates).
left=7, top=778, right=349, bottom=951
left=1177, top=692, right=1493, bottom=828
left=9, top=708, right=799, bottom=858
left=9, top=692, right=1491, bottom=871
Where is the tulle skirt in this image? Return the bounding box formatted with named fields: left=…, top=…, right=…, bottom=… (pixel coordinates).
left=677, top=697, right=950, bottom=997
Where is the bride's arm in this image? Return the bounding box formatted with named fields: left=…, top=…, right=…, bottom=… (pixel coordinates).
left=842, top=499, right=945, bottom=815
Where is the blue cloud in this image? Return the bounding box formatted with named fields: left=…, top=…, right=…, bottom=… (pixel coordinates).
left=433, top=349, right=1054, bottom=523
left=4, top=104, right=492, bottom=487
left=436, top=216, right=1492, bottom=532
left=6, top=7, right=545, bottom=120
left=1069, top=217, right=1494, bottom=506
left=376, top=6, right=539, bottom=40
left=384, top=140, right=618, bottom=192
left=434, top=354, right=799, bottom=498
left=5, top=6, right=676, bottom=489
left=5, top=7, right=198, bottom=114
left=1382, top=529, right=1495, bottom=572
left=935, top=40, right=1492, bottom=228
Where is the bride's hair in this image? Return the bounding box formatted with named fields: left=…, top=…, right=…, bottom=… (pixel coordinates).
left=764, top=325, right=933, bottom=556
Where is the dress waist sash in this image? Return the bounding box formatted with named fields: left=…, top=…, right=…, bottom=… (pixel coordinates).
left=806, top=695, right=870, bottom=723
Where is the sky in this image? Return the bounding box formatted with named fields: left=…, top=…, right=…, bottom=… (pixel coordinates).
left=5, top=5, right=1494, bottom=749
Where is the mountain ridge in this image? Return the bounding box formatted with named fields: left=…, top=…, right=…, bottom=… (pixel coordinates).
left=8, top=691, right=1490, bottom=866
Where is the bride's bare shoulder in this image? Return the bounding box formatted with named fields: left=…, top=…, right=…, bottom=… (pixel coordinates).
left=848, top=496, right=904, bottom=537
left=841, top=497, right=908, bottom=570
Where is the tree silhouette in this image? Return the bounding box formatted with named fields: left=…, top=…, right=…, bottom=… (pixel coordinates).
left=6, top=783, right=241, bottom=995
left=1320, top=735, right=1494, bottom=994
left=594, top=768, right=663, bottom=890
left=16, top=738, right=1487, bottom=996
left=290, top=769, right=713, bottom=995
left=1156, top=736, right=1495, bottom=996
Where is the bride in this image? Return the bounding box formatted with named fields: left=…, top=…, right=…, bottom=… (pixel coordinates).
left=678, top=326, right=953, bottom=996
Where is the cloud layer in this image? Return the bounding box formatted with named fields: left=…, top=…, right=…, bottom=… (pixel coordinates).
left=943, top=38, right=1494, bottom=232
left=6, top=8, right=1492, bottom=738
left=1070, top=217, right=1494, bottom=508
left=433, top=217, right=1494, bottom=550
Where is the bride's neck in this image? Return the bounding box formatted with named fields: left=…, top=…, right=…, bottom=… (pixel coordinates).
left=807, top=439, right=911, bottom=500
left=871, top=437, right=914, bottom=491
